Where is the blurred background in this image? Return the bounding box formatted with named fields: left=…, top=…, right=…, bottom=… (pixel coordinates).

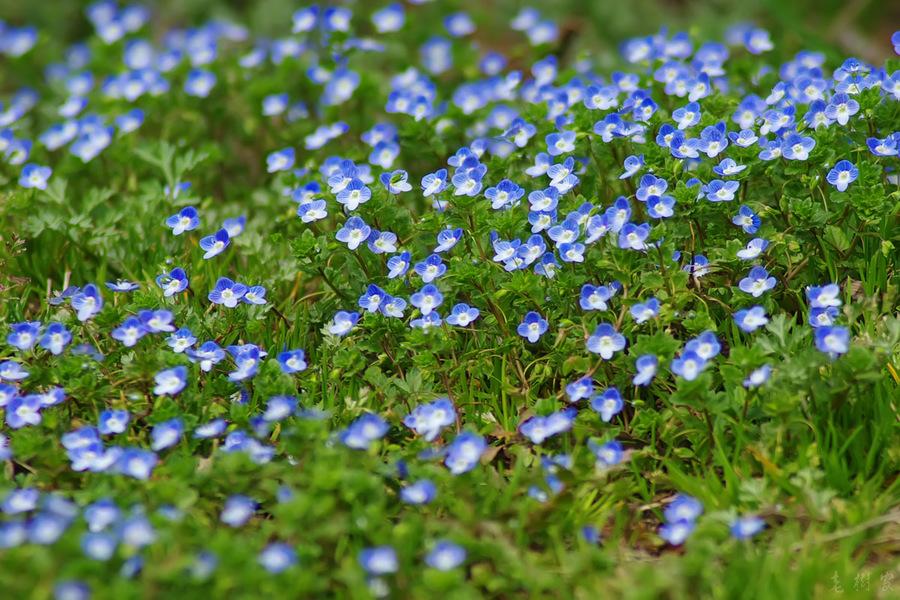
left=1, top=0, right=898, bottom=63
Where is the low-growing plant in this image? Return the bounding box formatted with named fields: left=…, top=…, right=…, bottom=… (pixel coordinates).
left=0, top=2, right=898, bottom=599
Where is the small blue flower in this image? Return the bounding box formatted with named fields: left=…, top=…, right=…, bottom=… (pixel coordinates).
left=737, top=238, right=769, bottom=260
left=329, top=311, right=360, bottom=336
left=71, top=284, right=103, bottom=321
left=434, top=227, right=463, bottom=253
left=199, top=228, right=230, bottom=259
left=546, top=130, right=576, bottom=156
left=814, top=326, right=850, bottom=357
left=672, top=101, right=701, bottom=129
left=590, top=388, right=624, bottom=422
left=732, top=205, right=760, bottom=234
left=739, top=266, right=776, bottom=297
left=386, top=251, right=411, bottom=279
left=665, top=494, right=704, bottom=523
left=421, top=169, right=448, bottom=196
left=221, top=495, right=257, bottom=527
left=410, top=284, right=444, bottom=316
left=671, top=351, right=707, bottom=381
left=340, top=413, right=389, bottom=450
left=589, top=439, right=624, bottom=468
left=19, top=163, right=52, bottom=190
left=208, top=277, right=247, bottom=308
left=98, top=409, right=130, bottom=435
left=586, top=324, right=626, bottom=359
left=485, top=179, right=525, bottom=210
left=731, top=516, right=766, bottom=540
left=647, top=195, right=676, bottom=218
left=139, top=310, right=176, bottom=333
left=444, top=431, right=487, bottom=474
left=520, top=408, right=576, bottom=444
left=258, top=543, right=297, bottom=574
left=630, top=298, right=660, bottom=323
left=165, top=207, right=199, bottom=235
left=151, top=418, right=183, bottom=451
left=824, top=93, right=859, bottom=126
left=336, top=179, right=372, bottom=211
left=336, top=216, right=372, bottom=251
left=380, top=169, right=412, bottom=194
left=517, top=311, right=548, bottom=343
left=187, top=341, right=226, bottom=372
left=703, top=179, right=739, bottom=202
left=105, top=280, right=139, bottom=292
left=277, top=349, right=307, bottom=374
left=445, top=303, right=480, bottom=327
left=565, top=376, right=594, bottom=403
left=659, top=520, right=695, bottom=546
left=39, top=323, right=71, bottom=355
left=156, top=268, right=189, bottom=297
left=167, top=328, right=196, bottom=353
left=633, top=354, right=658, bottom=386
left=359, top=546, right=398, bottom=575
left=242, top=285, right=267, bottom=305
left=184, top=69, right=216, bottom=97
left=618, top=223, right=650, bottom=250
left=734, top=306, right=769, bottom=333
left=403, top=397, right=456, bottom=441
left=743, top=365, right=772, bottom=388
left=781, top=133, right=815, bottom=161
left=826, top=160, right=858, bottom=192
left=7, top=321, right=41, bottom=351
left=414, top=254, right=447, bottom=283
left=580, top=284, right=616, bottom=311
left=116, top=448, right=158, bottom=480
left=400, top=480, right=437, bottom=505
left=0, top=360, right=29, bottom=382
left=426, top=541, right=466, bottom=571
left=153, top=366, right=187, bottom=396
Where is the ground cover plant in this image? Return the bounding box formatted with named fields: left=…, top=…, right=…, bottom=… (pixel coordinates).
left=0, top=1, right=898, bottom=598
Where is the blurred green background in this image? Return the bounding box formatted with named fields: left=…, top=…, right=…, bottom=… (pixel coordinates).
left=1, top=0, right=898, bottom=63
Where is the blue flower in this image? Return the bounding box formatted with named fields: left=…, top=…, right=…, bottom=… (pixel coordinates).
left=445, top=303, right=480, bottom=327
left=400, top=480, right=437, bottom=505
left=19, top=163, right=52, bottom=189
left=590, top=388, right=624, bottom=422
left=520, top=408, right=576, bottom=444
left=298, top=199, right=328, bottom=223
left=71, top=284, right=103, bottom=321
left=546, top=130, right=576, bottom=156
left=633, top=354, right=658, bottom=386
left=565, top=376, right=594, bottom=403
left=105, top=280, right=139, bottom=292
left=156, top=268, right=189, bottom=297
left=671, top=351, right=707, bottom=381
left=258, top=543, right=297, bottom=574
left=194, top=419, right=227, bottom=439
left=184, top=69, right=216, bottom=97
left=336, top=179, right=372, bottom=211
left=340, top=413, right=388, bottom=449
left=485, top=178, right=525, bottom=210
left=734, top=306, right=769, bottom=333
left=199, top=228, right=230, bottom=259
left=781, top=133, right=815, bottom=161
left=517, top=311, right=548, bottom=343
left=208, top=277, right=247, bottom=307
left=814, top=326, right=850, bottom=357
left=187, top=341, right=226, bottom=372
left=2, top=488, right=39, bottom=514
left=329, top=311, right=360, bottom=336
left=151, top=418, right=183, bottom=451
left=665, top=494, right=704, bottom=523
left=372, top=3, right=405, bottom=33
left=824, top=93, right=859, bottom=126
left=672, top=101, right=701, bottom=129
left=444, top=432, right=486, bottom=474
left=336, top=216, right=372, bottom=251
left=826, top=160, right=858, bottom=192
left=731, top=516, right=766, bottom=539
left=153, top=366, right=187, bottom=396
left=410, top=284, right=444, bottom=316
left=414, top=254, right=447, bottom=283
left=7, top=321, right=41, bottom=351
left=685, top=331, right=721, bottom=360
left=630, top=298, right=660, bottom=323
left=139, top=310, right=175, bottom=333
left=580, top=284, right=615, bottom=311
left=386, top=251, right=411, bottom=279
left=167, top=328, right=196, bottom=353
left=586, top=323, right=626, bottom=359
left=421, top=169, right=448, bottom=196
left=277, top=349, right=307, bottom=374
left=380, top=169, right=412, bottom=194
left=242, top=285, right=267, bottom=305
left=589, top=439, right=624, bottom=468
left=54, top=581, right=91, bottom=600
left=359, top=546, right=398, bottom=575
left=697, top=123, right=728, bottom=157
left=618, top=223, right=650, bottom=250
left=743, top=365, right=772, bottom=388
left=98, top=409, right=130, bottom=435
left=224, top=216, right=246, bottom=237
left=221, top=495, right=257, bottom=527
left=737, top=238, right=769, bottom=260
left=647, top=195, right=676, bottom=218
left=426, top=541, right=466, bottom=571
left=659, top=520, right=695, bottom=546
left=703, top=179, right=739, bottom=202
left=116, top=448, right=158, bottom=480
left=732, top=205, right=760, bottom=234
left=403, top=397, right=456, bottom=441
left=0, top=360, right=29, bottom=382
left=739, top=266, right=776, bottom=297
left=165, top=207, right=199, bottom=235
